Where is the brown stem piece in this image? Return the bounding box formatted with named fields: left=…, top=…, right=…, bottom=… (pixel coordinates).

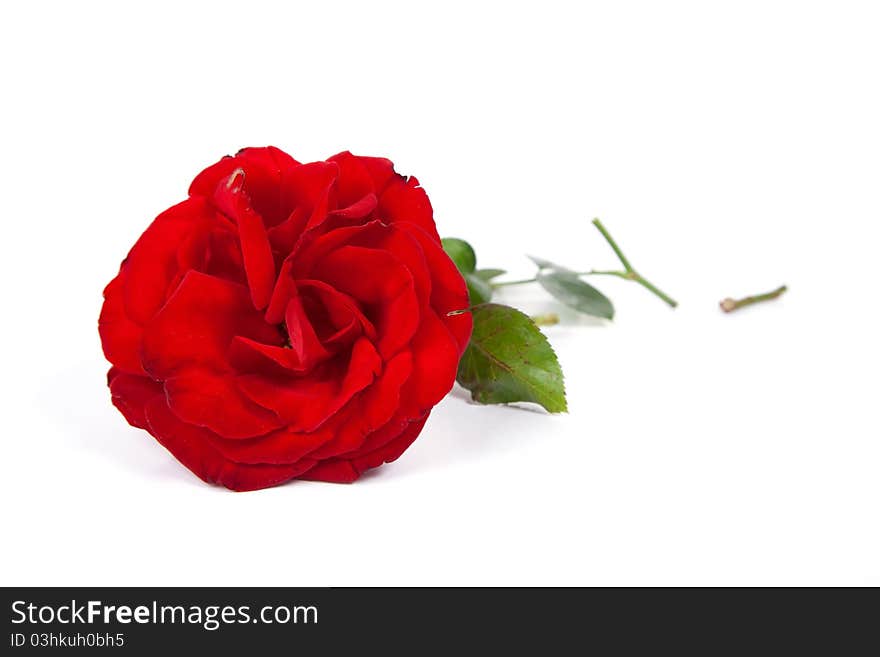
left=720, top=285, right=787, bottom=313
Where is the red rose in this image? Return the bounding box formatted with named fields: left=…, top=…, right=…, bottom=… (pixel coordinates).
left=99, top=147, right=471, bottom=491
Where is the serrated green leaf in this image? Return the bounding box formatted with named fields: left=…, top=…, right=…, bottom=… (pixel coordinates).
left=536, top=269, right=614, bottom=320
left=457, top=304, right=567, bottom=413
left=473, top=268, right=507, bottom=281
left=441, top=238, right=476, bottom=273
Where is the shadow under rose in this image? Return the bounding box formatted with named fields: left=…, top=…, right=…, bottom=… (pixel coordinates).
left=44, top=355, right=553, bottom=491
left=38, top=357, right=203, bottom=487
left=359, top=384, right=563, bottom=483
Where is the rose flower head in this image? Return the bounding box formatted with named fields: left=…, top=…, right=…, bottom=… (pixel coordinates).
left=99, top=147, right=471, bottom=491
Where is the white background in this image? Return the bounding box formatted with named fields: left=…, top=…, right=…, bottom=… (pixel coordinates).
left=2, top=1, right=878, bottom=586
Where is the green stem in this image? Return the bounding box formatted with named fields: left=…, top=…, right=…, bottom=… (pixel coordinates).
left=494, top=269, right=611, bottom=287
left=492, top=269, right=677, bottom=308
left=589, top=219, right=678, bottom=308
left=492, top=277, right=537, bottom=287
left=720, top=285, right=787, bottom=313
left=587, top=271, right=677, bottom=307
left=632, top=276, right=678, bottom=308
left=490, top=219, right=678, bottom=308
left=585, top=269, right=629, bottom=279
left=591, top=218, right=634, bottom=272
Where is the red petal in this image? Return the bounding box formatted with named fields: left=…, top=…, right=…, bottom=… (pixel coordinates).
left=266, top=265, right=362, bottom=361
left=298, top=459, right=360, bottom=484
left=288, top=221, right=385, bottom=277
left=228, top=336, right=309, bottom=375
left=190, top=147, right=301, bottom=226
left=329, top=192, right=377, bottom=220
left=99, top=275, right=146, bottom=374
left=328, top=151, right=399, bottom=197
left=351, top=413, right=429, bottom=471
left=237, top=337, right=381, bottom=432
left=212, top=169, right=276, bottom=310
left=312, top=245, right=419, bottom=358
left=211, top=350, right=411, bottom=465
left=397, top=222, right=472, bottom=353
left=121, top=197, right=215, bottom=325
left=300, top=413, right=428, bottom=483
left=141, top=271, right=282, bottom=379
left=203, top=228, right=248, bottom=286
left=377, top=175, right=440, bottom=242
left=266, top=206, right=307, bottom=256
left=398, top=309, right=460, bottom=416
left=354, top=155, right=397, bottom=192
left=265, top=259, right=295, bottom=325
left=205, top=419, right=338, bottom=465
left=327, top=151, right=378, bottom=208
left=278, top=161, right=339, bottom=235
left=349, top=415, right=406, bottom=456
left=284, top=285, right=331, bottom=369
left=144, top=396, right=310, bottom=491
left=298, top=279, right=377, bottom=344
left=107, top=368, right=163, bottom=429
left=188, top=155, right=239, bottom=198
left=164, top=368, right=283, bottom=439
left=306, top=350, right=413, bottom=459
left=348, top=224, right=433, bottom=310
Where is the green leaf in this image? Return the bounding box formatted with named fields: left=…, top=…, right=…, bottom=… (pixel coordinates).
left=473, top=268, right=507, bottom=281
left=536, top=269, right=614, bottom=320
left=527, top=255, right=615, bottom=319
left=465, top=276, right=492, bottom=305
left=467, top=269, right=505, bottom=303
left=441, top=238, right=476, bottom=273
left=457, top=304, right=567, bottom=413
left=528, top=255, right=563, bottom=270
left=442, top=237, right=496, bottom=305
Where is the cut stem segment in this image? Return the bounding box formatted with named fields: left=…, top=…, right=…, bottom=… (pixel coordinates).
left=720, top=285, right=787, bottom=313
